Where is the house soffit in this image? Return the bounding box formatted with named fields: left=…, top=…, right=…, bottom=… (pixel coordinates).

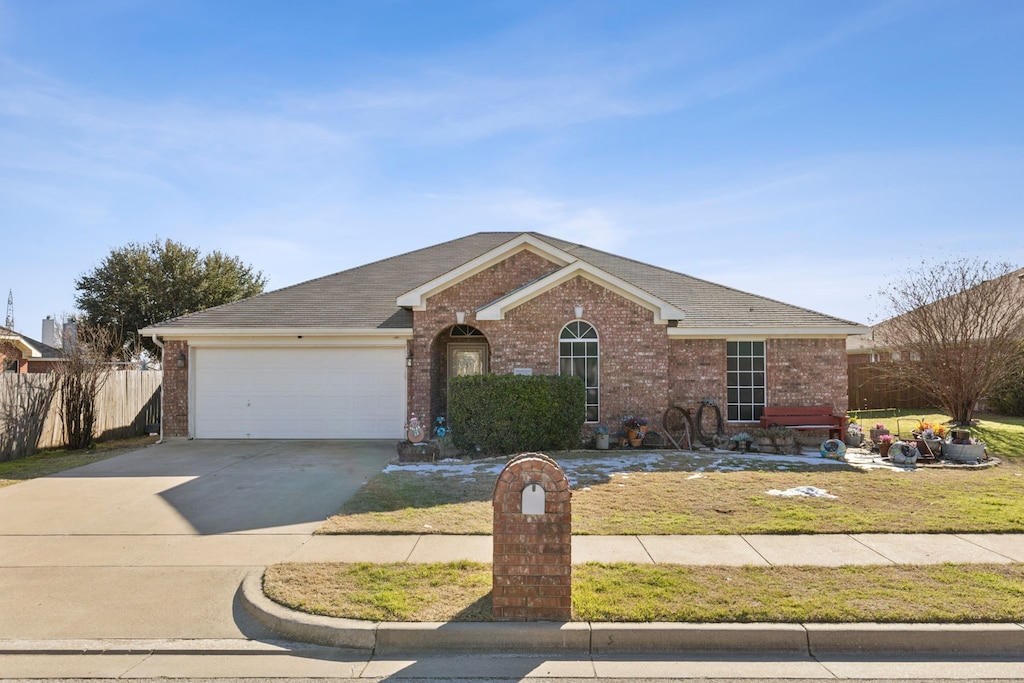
left=396, top=234, right=575, bottom=310
left=668, top=325, right=870, bottom=339
left=475, top=261, right=687, bottom=325
left=0, top=333, right=41, bottom=358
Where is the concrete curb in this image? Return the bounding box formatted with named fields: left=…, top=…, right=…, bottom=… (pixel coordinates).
left=805, top=623, right=1024, bottom=656
left=240, top=570, right=1024, bottom=656
left=590, top=623, right=809, bottom=653
left=376, top=622, right=591, bottom=655
left=239, top=570, right=377, bottom=650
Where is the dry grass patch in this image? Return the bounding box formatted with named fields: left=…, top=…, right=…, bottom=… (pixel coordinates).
left=575, top=464, right=1024, bottom=534
left=0, top=435, right=158, bottom=488
left=264, top=561, right=1024, bottom=623
left=265, top=561, right=492, bottom=621
left=318, top=453, right=1024, bottom=535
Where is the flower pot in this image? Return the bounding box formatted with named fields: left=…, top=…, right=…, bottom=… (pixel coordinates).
left=757, top=436, right=796, bottom=454
left=878, top=441, right=891, bottom=458
left=943, top=442, right=986, bottom=464
left=629, top=438, right=643, bottom=448
left=869, top=428, right=890, bottom=442
left=595, top=434, right=609, bottom=450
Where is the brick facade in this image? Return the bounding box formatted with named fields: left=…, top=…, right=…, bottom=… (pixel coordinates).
left=160, top=249, right=851, bottom=439
left=492, top=452, right=572, bottom=621
left=667, top=338, right=727, bottom=412
left=409, top=249, right=675, bottom=434
left=766, top=338, right=849, bottom=414
left=162, top=340, right=189, bottom=437
left=0, top=343, right=27, bottom=374
left=407, top=253, right=849, bottom=439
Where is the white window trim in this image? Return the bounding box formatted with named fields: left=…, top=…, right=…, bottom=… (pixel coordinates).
left=726, top=339, right=766, bottom=423
left=559, top=321, right=600, bottom=423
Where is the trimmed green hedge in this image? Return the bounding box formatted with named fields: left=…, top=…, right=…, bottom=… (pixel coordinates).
left=448, top=374, right=586, bottom=456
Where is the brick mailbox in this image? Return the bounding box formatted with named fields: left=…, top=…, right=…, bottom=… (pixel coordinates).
left=492, top=452, right=572, bottom=621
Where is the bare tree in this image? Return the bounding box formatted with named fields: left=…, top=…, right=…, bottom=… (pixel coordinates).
left=875, top=258, right=1024, bottom=425
left=52, top=325, right=119, bottom=450
left=0, top=354, right=57, bottom=461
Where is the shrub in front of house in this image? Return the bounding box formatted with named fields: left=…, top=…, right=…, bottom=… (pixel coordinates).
left=448, top=374, right=586, bottom=456
left=989, top=351, right=1024, bottom=417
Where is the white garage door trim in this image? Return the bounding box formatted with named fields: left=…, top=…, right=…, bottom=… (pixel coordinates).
left=191, top=346, right=406, bottom=439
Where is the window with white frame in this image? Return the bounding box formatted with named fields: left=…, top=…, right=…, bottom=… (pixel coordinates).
left=559, top=321, right=599, bottom=422
left=727, top=341, right=765, bottom=422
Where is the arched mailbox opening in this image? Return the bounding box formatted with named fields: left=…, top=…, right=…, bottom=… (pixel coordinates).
left=491, top=452, right=572, bottom=621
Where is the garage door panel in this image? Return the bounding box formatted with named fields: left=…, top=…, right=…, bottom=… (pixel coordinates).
left=193, top=347, right=405, bottom=439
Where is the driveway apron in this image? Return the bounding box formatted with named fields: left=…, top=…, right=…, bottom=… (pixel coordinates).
left=0, top=439, right=394, bottom=640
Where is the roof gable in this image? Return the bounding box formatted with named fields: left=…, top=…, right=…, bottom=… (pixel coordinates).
left=1, top=326, right=39, bottom=358
left=475, top=260, right=686, bottom=324
left=397, top=233, right=574, bottom=310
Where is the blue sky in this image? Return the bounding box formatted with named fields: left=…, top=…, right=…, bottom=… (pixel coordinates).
left=2, top=0, right=1022, bottom=339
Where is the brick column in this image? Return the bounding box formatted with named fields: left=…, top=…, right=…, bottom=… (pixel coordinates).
left=492, top=452, right=572, bottom=621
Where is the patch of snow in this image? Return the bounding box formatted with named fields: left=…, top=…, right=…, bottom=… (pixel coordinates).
left=384, top=447, right=877, bottom=484
left=767, top=486, right=837, bottom=499
left=687, top=473, right=704, bottom=480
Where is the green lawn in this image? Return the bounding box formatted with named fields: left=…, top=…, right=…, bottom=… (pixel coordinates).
left=272, top=410, right=1024, bottom=624
left=849, top=409, right=1024, bottom=456
left=264, top=561, right=1024, bottom=623
left=319, top=411, right=1024, bottom=536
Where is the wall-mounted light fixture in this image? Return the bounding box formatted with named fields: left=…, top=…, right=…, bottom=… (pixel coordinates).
left=176, top=353, right=186, bottom=368
left=574, top=304, right=584, bottom=319
left=406, top=351, right=413, bottom=368
left=456, top=311, right=466, bottom=324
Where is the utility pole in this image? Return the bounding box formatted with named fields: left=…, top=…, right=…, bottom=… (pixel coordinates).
left=4, top=290, right=12, bottom=330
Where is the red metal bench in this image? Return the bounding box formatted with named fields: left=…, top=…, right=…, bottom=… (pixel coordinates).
left=759, top=406, right=847, bottom=440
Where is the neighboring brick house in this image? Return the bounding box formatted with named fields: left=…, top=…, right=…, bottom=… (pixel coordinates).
left=0, top=325, right=63, bottom=374
left=142, top=232, right=867, bottom=440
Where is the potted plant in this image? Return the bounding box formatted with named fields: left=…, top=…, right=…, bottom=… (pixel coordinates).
left=869, top=422, right=890, bottom=442
left=593, top=425, right=610, bottom=450
left=914, top=421, right=945, bottom=457
left=622, top=415, right=648, bottom=446
left=752, top=425, right=797, bottom=454
left=845, top=421, right=863, bottom=447
left=877, top=433, right=893, bottom=458
left=944, top=430, right=987, bottom=464
left=730, top=432, right=753, bottom=452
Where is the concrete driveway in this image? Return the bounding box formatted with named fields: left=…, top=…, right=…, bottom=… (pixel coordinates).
left=0, top=439, right=394, bottom=641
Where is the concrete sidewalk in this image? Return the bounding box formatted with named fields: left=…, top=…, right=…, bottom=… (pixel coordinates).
left=3, top=439, right=1023, bottom=680
left=289, top=531, right=1024, bottom=566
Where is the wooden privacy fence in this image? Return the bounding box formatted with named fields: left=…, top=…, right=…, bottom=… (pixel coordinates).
left=0, top=370, right=161, bottom=459
left=848, top=364, right=937, bottom=411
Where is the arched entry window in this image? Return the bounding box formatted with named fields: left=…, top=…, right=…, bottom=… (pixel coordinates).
left=559, top=321, right=599, bottom=422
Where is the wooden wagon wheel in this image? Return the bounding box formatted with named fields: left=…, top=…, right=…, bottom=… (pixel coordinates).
left=662, top=404, right=695, bottom=451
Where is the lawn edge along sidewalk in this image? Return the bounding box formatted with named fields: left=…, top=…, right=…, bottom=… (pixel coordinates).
left=239, top=569, right=1024, bottom=656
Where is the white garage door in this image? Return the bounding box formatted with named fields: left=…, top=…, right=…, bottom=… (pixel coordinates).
left=193, top=347, right=406, bottom=439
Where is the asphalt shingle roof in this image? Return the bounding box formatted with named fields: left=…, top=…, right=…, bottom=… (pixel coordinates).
left=145, top=232, right=862, bottom=332
left=0, top=325, right=63, bottom=358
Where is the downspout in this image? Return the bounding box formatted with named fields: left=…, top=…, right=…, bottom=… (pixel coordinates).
left=150, top=333, right=165, bottom=445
